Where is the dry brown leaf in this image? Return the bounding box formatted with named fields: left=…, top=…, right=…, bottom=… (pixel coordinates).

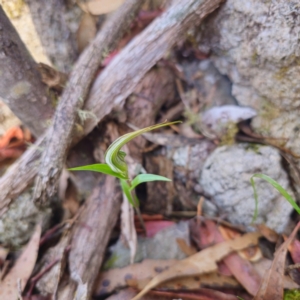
left=254, top=221, right=300, bottom=300
left=0, top=126, right=23, bottom=148
left=219, top=225, right=262, bottom=262
left=176, top=238, right=197, bottom=256
left=253, top=258, right=299, bottom=290
left=95, top=259, right=240, bottom=296
left=96, top=259, right=177, bottom=295
left=288, top=237, right=300, bottom=266
left=77, top=13, right=97, bottom=53
left=128, top=272, right=240, bottom=291
left=131, top=232, right=261, bottom=300
left=216, top=224, right=262, bottom=295
left=0, top=223, right=41, bottom=299
left=0, top=126, right=32, bottom=162
left=255, top=224, right=279, bottom=243
left=79, top=0, right=125, bottom=15
left=149, top=289, right=240, bottom=300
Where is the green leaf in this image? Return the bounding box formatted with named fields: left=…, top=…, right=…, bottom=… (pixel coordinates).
left=250, top=173, right=300, bottom=222
left=68, top=163, right=126, bottom=179
left=129, top=174, right=171, bottom=191
left=105, top=121, right=181, bottom=179
left=120, top=179, right=139, bottom=207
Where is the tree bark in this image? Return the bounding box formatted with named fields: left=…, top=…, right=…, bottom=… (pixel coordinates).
left=24, top=0, right=80, bottom=72
left=0, top=5, right=54, bottom=137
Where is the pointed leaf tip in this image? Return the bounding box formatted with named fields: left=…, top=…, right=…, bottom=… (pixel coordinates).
left=130, top=174, right=172, bottom=191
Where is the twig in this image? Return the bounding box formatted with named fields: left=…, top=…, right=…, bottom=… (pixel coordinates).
left=0, top=0, right=223, bottom=215
left=26, top=245, right=71, bottom=297
left=33, top=0, right=144, bottom=207
left=26, top=258, right=60, bottom=297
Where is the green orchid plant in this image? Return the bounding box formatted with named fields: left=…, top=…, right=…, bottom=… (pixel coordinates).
left=69, top=121, right=181, bottom=207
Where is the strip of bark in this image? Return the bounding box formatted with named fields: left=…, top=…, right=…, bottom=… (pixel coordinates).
left=33, top=0, right=144, bottom=207
left=58, top=175, right=121, bottom=299
left=0, top=0, right=223, bottom=215
left=0, top=6, right=54, bottom=137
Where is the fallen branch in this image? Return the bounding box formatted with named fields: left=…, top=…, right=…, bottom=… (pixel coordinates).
left=0, top=0, right=223, bottom=215
left=58, top=176, right=122, bottom=298
left=0, top=6, right=54, bottom=137
left=33, top=0, right=144, bottom=207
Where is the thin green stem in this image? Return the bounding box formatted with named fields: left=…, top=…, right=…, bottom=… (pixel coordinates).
left=126, top=179, right=146, bottom=234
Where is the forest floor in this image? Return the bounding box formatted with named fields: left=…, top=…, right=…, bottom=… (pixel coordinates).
left=0, top=0, right=300, bottom=299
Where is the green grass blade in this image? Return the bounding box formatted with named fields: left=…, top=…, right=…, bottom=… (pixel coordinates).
left=69, top=163, right=126, bottom=179
left=120, top=179, right=137, bottom=207
left=129, top=174, right=172, bottom=191
left=251, top=173, right=300, bottom=222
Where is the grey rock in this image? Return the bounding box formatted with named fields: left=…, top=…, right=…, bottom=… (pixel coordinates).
left=107, top=221, right=190, bottom=269
left=199, top=144, right=293, bottom=232
left=0, top=190, right=52, bottom=248
left=200, top=105, right=257, bottom=138
left=200, top=0, right=300, bottom=155
left=168, top=141, right=215, bottom=180
left=166, top=141, right=217, bottom=208
left=181, top=59, right=237, bottom=107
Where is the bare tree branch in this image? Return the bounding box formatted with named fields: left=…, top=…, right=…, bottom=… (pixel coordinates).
left=33, top=0, right=144, bottom=207
left=0, top=0, right=223, bottom=216
left=0, top=5, right=54, bottom=137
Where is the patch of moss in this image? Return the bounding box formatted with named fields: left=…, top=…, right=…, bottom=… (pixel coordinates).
left=251, top=51, right=259, bottom=65
left=183, top=108, right=199, bottom=126
left=219, top=122, right=239, bottom=146
left=274, top=66, right=290, bottom=80
left=284, top=289, right=300, bottom=300
left=245, top=143, right=261, bottom=153
left=256, top=98, right=280, bottom=135
left=50, top=91, right=59, bottom=108
left=102, top=254, right=119, bottom=271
